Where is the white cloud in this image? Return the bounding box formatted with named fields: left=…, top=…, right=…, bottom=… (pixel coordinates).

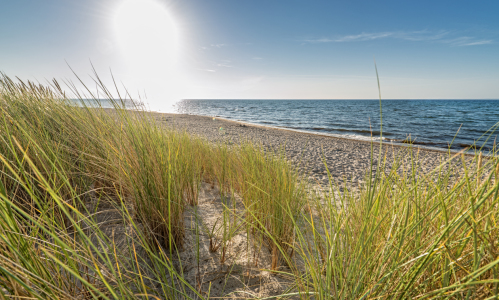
left=442, top=36, right=493, bottom=47
left=302, top=32, right=394, bottom=43
left=252, top=57, right=263, bottom=60
left=210, top=43, right=228, bottom=48
left=335, top=32, right=394, bottom=42
left=200, top=44, right=230, bottom=50
left=215, top=60, right=232, bottom=68
left=398, top=30, right=449, bottom=41
left=460, top=40, right=492, bottom=46
left=303, top=38, right=334, bottom=43
left=195, top=68, right=216, bottom=73
left=300, top=30, right=492, bottom=47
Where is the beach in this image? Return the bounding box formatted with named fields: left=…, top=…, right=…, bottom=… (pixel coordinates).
left=153, top=112, right=461, bottom=187
left=1, top=82, right=497, bottom=298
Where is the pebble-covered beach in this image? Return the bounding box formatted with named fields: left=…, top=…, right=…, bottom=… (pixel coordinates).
left=152, top=113, right=463, bottom=187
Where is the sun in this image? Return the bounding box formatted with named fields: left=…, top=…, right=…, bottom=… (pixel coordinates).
left=114, top=0, right=179, bottom=75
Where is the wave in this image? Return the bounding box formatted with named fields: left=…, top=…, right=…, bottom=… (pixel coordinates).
left=299, top=127, right=394, bottom=136
left=175, top=99, right=499, bottom=153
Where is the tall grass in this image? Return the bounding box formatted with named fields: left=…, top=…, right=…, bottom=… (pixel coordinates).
left=232, top=142, right=306, bottom=270
left=0, top=75, right=204, bottom=298
left=0, top=73, right=306, bottom=297
left=0, top=73, right=498, bottom=299
left=289, top=148, right=499, bottom=299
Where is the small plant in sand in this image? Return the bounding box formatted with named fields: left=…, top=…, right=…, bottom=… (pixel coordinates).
left=206, top=217, right=223, bottom=253
left=203, top=210, right=243, bottom=264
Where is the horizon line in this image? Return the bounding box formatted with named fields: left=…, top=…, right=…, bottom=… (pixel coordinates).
left=182, top=98, right=499, bottom=101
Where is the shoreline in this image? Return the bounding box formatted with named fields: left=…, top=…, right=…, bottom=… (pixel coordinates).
left=156, top=110, right=486, bottom=156
left=200, top=115, right=470, bottom=155
left=150, top=112, right=475, bottom=186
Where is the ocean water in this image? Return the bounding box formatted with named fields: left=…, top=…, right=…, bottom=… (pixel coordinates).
left=174, top=99, right=499, bottom=152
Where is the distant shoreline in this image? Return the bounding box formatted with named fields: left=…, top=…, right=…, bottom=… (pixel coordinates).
left=146, top=111, right=480, bottom=186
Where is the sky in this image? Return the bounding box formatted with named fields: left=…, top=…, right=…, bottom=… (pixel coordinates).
left=1, top=0, right=498, bottom=109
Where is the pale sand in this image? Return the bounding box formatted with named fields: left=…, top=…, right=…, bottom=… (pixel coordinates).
left=152, top=112, right=464, bottom=187
left=85, top=111, right=479, bottom=298
left=86, top=182, right=295, bottom=298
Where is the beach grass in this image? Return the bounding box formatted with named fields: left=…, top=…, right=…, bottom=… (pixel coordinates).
left=0, top=73, right=498, bottom=299
left=293, top=150, right=499, bottom=299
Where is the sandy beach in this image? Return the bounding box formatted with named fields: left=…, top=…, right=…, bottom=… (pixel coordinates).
left=3, top=0, right=497, bottom=294
left=153, top=112, right=459, bottom=187
left=50, top=108, right=484, bottom=298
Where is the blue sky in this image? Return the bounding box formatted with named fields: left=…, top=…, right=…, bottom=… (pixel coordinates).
left=1, top=0, right=498, bottom=107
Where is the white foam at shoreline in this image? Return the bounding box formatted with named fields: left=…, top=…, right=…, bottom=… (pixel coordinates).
left=152, top=110, right=495, bottom=156
left=203, top=115, right=493, bottom=156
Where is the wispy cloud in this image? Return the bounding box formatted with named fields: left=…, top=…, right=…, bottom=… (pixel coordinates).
left=335, top=32, right=394, bottom=42
left=211, top=43, right=228, bottom=48
left=215, top=59, right=232, bottom=68
left=301, top=30, right=493, bottom=47
left=200, top=44, right=230, bottom=50
left=197, top=60, right=233, bottom=73
left=303, top=30, right=447, bottom=43
left=252, top=57, right=263, bottom=60
left=399, top=30, right=449, bottom=41
left=196, top=68, right=216, bottom=73
left=303, top=38, right=334, bottom=43
left=461, top=40, right=492, bottom=46
left=442, top=36, right=493, bottom=47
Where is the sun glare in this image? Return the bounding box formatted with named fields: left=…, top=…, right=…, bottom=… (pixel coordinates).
left=114, top=0, right=179, bottom=75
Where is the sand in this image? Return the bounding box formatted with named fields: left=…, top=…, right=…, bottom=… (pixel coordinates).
left=152, top=112, right=461, bottom=187
left=86, top=182, right=294, bottom=299
left=79, top=111, right=481, bottom=298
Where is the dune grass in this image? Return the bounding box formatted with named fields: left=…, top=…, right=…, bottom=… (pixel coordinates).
left=0, top=73, right=498, bottom=299
left=293, top=149, right=499, bottom=299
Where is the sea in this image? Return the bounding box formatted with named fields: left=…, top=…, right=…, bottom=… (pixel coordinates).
left=75, top=99, right=499, bottom=153
left=172, top=99, right=499, bottom=153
